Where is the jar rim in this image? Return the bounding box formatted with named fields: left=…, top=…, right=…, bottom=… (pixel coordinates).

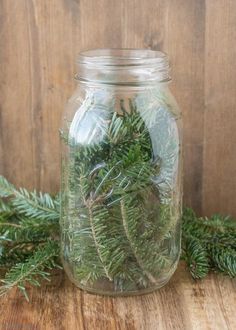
left=78, top=48, right=168, bottom=66
left=77, top=48, right=171, bottom=85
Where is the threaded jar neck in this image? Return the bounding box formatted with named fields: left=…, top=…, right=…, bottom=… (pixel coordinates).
left=76, top=49, right=171, bottom=86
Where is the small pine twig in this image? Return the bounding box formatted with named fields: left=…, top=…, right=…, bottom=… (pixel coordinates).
left=87, top=201, right=113, bottom=281
left=182, top=208, right=236, bottom=279
left=209, top=246, right=236, bottom=277
left=120, top=199, right=157, bottom=284
left=0, top=241, right=61, bottom=301
left=182, top=239, right=210, bottom=279
left=0, top=176, right=59, bottom=221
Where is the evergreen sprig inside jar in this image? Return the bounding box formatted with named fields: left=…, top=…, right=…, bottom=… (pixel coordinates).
left=60, top=49, right=183, bottom=296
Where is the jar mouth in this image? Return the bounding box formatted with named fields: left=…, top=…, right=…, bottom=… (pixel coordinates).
left=79, top=49, right=167, bottom=66
left=77, top=48, right=171, bottom=86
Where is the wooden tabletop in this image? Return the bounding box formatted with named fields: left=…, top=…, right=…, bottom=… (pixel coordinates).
left=0, top=262, right=235, bottom=330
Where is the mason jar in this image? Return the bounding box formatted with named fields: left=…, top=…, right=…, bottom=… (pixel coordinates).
left=60, top=49, right=182, bottom=296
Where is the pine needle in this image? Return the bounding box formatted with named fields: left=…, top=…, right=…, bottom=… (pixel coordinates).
left=182, top=208, right=236, bottom=279
left=0, top=176, right=59, bottom=221
left=0, top=241, right=61, bottom=301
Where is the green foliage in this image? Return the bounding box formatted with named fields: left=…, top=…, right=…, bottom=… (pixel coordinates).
left=0, top=199, right=14, bottom=220
left=182, top=239, right=210, bottom=279
left=0, top=176, right=61, bottom=300
left=0, top=176, right=59, bottom=221
left=0, top=177, right=60, bottom=273
left=60, top=100, right=178, bottom=291
left=182, top=208, right=236, bottom=279
left=0, top=176, right=235, bottom=299
left=0, top=241, right=61, bottom=301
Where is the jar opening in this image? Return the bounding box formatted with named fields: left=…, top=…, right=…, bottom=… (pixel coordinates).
left=77, top=48, right=171, bottom=86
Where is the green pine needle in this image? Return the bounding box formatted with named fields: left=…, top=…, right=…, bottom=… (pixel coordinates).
left=210, top=246, right=236, bottom=277
left=183, top=239, right=210, bottom=279
left=0, top=241, right=61, bottom=301
left=182, top=208, right=236, bottom=279
left=0, top=176, right=59, bottom=221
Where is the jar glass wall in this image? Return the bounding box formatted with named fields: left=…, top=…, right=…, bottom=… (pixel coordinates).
left=60, top=49, right=182, bottom=295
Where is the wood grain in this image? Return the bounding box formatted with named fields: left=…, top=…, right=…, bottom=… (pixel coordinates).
left=0, top=263, right=235, bottom=330
left=0, top=0, right=236, bottom=216
left=203, top=0, right=236, bottom=216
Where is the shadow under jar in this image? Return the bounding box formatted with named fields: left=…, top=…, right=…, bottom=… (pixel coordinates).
left=60, top=49, right=183, bottom=296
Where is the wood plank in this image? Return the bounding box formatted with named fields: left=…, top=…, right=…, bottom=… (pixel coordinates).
left=203, top=0, right=236, bottom=217
left=0, top=1, right=38, bottom=189
left=80, top=0, right=122, bottom=49
left=120, top=0, right=168, bottom=49
left=167, top=0, right=205, bottom=214
left=0, top=263, right=235, bottom=330
left=0, top=0, right=79, bottom=193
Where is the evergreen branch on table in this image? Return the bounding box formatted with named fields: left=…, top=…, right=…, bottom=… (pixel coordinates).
left=0, top=199, right=14, bottom=220
left=182, top=208, right=236, bottom=279
left=0, top=216, right=59, bottom=245
left=0, top=193, right=59, bottom=260
left=0, top=240, right=61, bottom=301
left=210, top=246, right=236, bottom=277
left=0, top=242, right=41, bottom=268
left=0, top=176, right=61, bottom=301
left=182, top=238, right=210, bottom=279
left=0, top=176, right=59, bottom=221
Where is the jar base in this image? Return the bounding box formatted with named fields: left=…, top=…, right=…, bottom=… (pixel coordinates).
left=63, top=260, right=178, bottom=297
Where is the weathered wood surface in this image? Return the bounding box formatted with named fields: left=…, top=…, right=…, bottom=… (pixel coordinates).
left=0, top=263, right=235, bottom=330
left=0, top=0, right=236, bottom=216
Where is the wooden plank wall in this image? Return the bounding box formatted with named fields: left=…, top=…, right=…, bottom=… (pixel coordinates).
left=0, top=0, right=236, bottom=216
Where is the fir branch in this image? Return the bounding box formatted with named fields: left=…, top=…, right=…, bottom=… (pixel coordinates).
left=182, top=208, right=236, bottom=279
left=120, top=198, right=157, bottom=284
left=0, top=241, right=61, bottom=301
left=0, top=242, right=39, bottom=268
left=0, top=176, right=59, bottom=221
left=210, top=246, right=236, bottom=277
left=87, top=202, right=112, bottom=280
left=0, top=199, right=14, bottom=220
left=0, top=216, right=59, bottom=244
left=183, top=239, right=210, bottom=279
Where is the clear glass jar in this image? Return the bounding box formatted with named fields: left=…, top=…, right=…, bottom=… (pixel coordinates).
left=60, top=49, right=182, bottom=296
